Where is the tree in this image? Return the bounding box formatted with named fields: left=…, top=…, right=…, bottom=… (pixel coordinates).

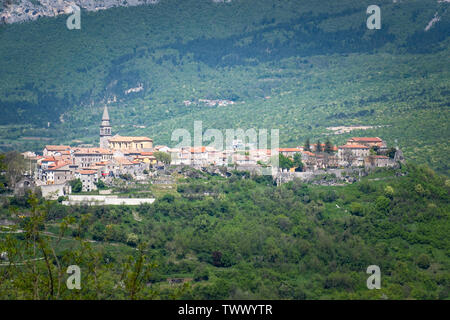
left=375, top=196, right=391, bottom=213
left=293, top=153, right=303, bottom=172
left=416, top=254, right=431, bottom=269
left=342, top=149, right=356, bottom=167
left=316, top=140, right=322, bottom=153
left=95, top=179, right=106, bottom=189
left=278, top=154, right=294, bottom=170
left=324, top=139, right=333, bottom=154
left=0, top=154, right=7, bottom=192
left=69, top=179, right=82, bottom=193
left=154, top=151, right=171, bottom=165
left=384, top=185, right=395, bottom=199
left=304, top=138, right=311, bottom=152
left=126, top=233, right=139, bottom=247
left=387, top=147, right=397, bottom=159
left=1, top=151, right=26, bottom=189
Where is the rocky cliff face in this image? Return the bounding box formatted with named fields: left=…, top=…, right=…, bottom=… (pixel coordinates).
left=0, top=0, right=160, bottom=24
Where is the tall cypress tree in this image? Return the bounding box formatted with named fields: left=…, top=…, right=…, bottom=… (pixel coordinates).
left=304, top=138, right=311, bottom=151
left=325, top=139, right=333, bottom=154
left=316, top=140, right=322, bottom=152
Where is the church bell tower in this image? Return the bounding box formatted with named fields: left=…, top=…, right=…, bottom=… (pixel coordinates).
left=100, top=105, right=112, bottom=149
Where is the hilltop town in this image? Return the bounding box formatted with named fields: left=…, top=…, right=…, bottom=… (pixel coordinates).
left=18, top=105, right=405, bottom=199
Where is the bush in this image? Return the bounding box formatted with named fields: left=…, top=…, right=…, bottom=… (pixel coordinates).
left=69, top=179, right=82, bottom=193
left=126, top=233, right=139, bottom=247
left=358, top=180, right=376, bottom=193
left=416, top=254, right=431, bottom=269
left=161, top=194, right=175, bottom=203
left=375, top=196, right=391, bottom=213
left=92, top=223, right=106, bottom=241
left=95, top=179, right=106, bottom=189
left=194, top=265, right=209, bottom=281
left=350, top=202, right=364, bottom=216
left=384, top=185, right=394, bottom=199
left=322, top=190, right=338, bottom=202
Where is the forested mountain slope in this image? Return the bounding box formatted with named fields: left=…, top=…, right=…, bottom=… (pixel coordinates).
left=0, top=0, right=448, bottom=174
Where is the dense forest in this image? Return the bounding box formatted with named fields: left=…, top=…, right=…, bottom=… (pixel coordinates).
left=1, top=162, right=449, bottom=299
left=0, top=0, right=449, bottom=175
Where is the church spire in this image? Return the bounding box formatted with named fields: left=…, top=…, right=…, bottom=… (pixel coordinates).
left=100, top=105, right=112, bottom=149
left=102, top=105, right=110, bottom=121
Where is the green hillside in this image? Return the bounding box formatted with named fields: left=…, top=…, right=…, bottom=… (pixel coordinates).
left=0, top=0, right=449, bottom=174
left=1, top=164, right=449, bottom=299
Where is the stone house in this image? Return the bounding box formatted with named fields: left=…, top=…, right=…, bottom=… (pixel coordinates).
left=338, top=144, right=370, bottom=167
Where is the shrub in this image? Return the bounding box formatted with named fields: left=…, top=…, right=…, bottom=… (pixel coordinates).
left=126, top=233, right=139, bottom=247
left=92, top=223, right=106, bottom=241
left=69, top=179, right=82, bottom=193
left=416, top=254, right=431, bottom=269
left=194, top=265, right=209, bottom=281
left=384, top=185, right=394, bottom=199
left=350, top=202, right=364, bottom=216
left=375, top=196, right=390, bottom=213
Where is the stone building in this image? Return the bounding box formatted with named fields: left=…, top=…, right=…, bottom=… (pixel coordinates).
left=72, top=147, right=113, bottom=168
left=346, top=137, right=386, bottom=148
left=364, top=155, right=395, bottom=168
left=75, top=169, right=98, bottom=192
left=338, top=144, right=370, bottom=167
left=43, top=145, right=71, bottom=157
left=108, top=136, right=153, bottom=151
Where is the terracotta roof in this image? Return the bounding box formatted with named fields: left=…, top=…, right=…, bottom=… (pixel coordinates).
left=348, top=137, right=382, bottom=142
left=339, top=144, right=370, bottom=149
left=78, top=170, right=97, bottom=175
left=190, top=147, right=206, bottom=153
left=73, top=147, right=112, bottom=155
left=278, top=148, right=302, bottom=152
left=108, top=135, right=153, bottom=142
left=44, top=145, right=70, bottom=151
left=115, top=157, right=134, bottom=165
left=301, top=151, right=316, bottom=156
left=48, top=161, right=70, bottom=170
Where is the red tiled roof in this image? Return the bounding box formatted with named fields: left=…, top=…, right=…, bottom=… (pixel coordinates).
left=73, top=147, right=112, bottom=155
left=108, top=136, right=152, bottom=142
left=190, top=147, right=206, bottom=153
left=277, top=148, right=302, bottom=152
left=44, top=145, right=70, bottom=151
left=48, top=161, right=70, bottom=170
left=348, top=137, right=382, bottom=142
left=78, top=170, right=97, bottom=175
left=339, top=144, right=370, bottom=149
left=115, top=157, right=134, bottom=165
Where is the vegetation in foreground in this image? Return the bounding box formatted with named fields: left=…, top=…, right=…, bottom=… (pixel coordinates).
left=0, top=163, right=449, bottom=299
